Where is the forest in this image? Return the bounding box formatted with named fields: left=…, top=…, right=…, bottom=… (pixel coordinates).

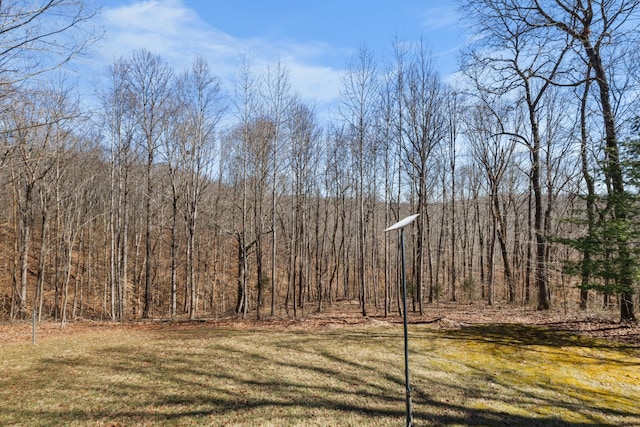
left=1, top=0, right=640, bottom=324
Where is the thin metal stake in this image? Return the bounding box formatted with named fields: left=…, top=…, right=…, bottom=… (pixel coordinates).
left=385, top=214, right=418, bottom=426
left=32, top=309, right=36, bottom=345
left=400, top=228, right=413, bottom=427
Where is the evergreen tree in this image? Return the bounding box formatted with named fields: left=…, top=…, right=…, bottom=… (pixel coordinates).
left=561, top=126, right=640, bottom=321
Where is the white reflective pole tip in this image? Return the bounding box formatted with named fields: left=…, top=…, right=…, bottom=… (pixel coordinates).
left=384, top=214, right=419, bottom=232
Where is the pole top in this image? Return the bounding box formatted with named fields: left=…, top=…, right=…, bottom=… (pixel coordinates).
left=384, top=214, right=419, bottom=232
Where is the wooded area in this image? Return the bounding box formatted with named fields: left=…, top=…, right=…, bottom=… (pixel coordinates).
left=1, top=0, right=639, bottom=324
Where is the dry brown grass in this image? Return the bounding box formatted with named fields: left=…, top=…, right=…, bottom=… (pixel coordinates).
left=1, top=302, right=639, bottom=426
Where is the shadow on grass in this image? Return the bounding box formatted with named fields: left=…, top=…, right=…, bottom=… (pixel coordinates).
left=442, top=323, right=636, bottom=350
left=1, top=324, right=638, bottom=426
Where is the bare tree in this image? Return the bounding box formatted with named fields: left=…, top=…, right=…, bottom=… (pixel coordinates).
left=160, top=90, right=182, bottom=318
left=5, top=85, right=82, bottom=320
left=247, top=117, right=274, bottom=320
left=7, top=90, right=51, bottom=320
left=444, top=90, right=464, bottom=302
left=0, top=0, right=97, bottom=93
left=156, top=57, right=224, bottom=320
left=577, top=65, right=596, bottom=309
left=526, top=0, right=639, bottom=320
left=285, top=99, right=321, bottom=316
left=227, top=60, right=260, bottom=319
left=179, top=57, right=225, bottom=319
left=464, top=101, right=518, bottom=305
left=263, top=61, right=292, bottom=317
left=126, top=49, right=174, bottom=319
left=323, top=128, right=355, bottom=307
left=379, top=53, right=402, bottom=316
left=339, top=45, right=380, bottom=317
left=58, top=148, right=102, bottom=324
left=0, top=0, right=96, bottom=321
left=461, top=0, right=581, bottom=309
left=397, top=40, right=446, bottom=312
left=98, top=58, right=138, bottom=321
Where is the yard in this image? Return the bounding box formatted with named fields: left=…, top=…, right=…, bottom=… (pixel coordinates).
left=1, top=304, right=639, bottom=426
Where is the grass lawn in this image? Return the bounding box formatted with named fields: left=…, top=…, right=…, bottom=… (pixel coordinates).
left=1, top=319, right=639, bottom=426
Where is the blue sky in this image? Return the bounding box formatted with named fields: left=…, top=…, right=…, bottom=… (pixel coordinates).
left=87, top=0, right=466, bottom=109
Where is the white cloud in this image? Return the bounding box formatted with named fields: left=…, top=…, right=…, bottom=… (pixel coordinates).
left=99, top=0, right=238, bottom=71
left=289, top=63, right=345, bottom=106
left=93, top=0, right=344, bottom=113
left=421, top=5, right=459, bottom=32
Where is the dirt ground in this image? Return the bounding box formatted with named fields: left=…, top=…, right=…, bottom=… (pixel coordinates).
left=1, top=300, right=639, bottom=346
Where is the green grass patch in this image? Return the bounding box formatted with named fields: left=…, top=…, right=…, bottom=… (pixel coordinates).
left=1, top=322, right=639, bottom=426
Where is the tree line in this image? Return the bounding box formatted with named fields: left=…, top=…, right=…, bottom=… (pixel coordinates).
left=1, top=0, right=639, bottom=323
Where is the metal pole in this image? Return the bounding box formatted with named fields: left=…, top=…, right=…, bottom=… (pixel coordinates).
left=32, top=309, right=36, bottom=345
left=385, top=213, right=418, bottom=426
left=400, top=228, right=413, bottom=426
